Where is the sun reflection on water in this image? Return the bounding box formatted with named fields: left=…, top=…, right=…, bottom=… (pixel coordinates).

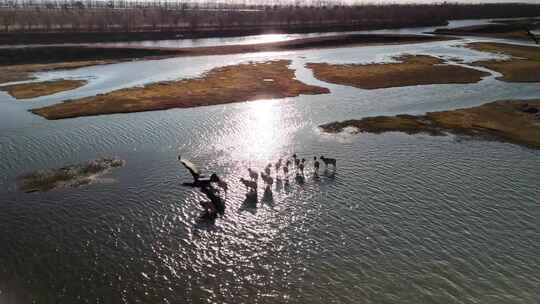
left=236, top=34, right=293, bottom=45
left=232, top=99, right=293, bottom=163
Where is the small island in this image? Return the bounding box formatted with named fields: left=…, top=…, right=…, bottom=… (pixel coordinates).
left=432, top=19, right=539, bottom=42
left=31, top=60, right=330, bottom=120
left=465, top=42, right=540, bottom=82
left=319, top=100, right=540, bottom=149
left=306, top=55, right=489, bottom=90
left=18, top=157, right=125, bottom=193
left=1, top=79, right=88, bottom=99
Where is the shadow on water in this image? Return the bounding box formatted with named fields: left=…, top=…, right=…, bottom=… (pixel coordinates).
left=194, top=194, right=226, bottom=229
left=284, top=178, right=291, bottom=193
left=194, top=205, right=219, bottom=229
left=262, top=185, right=274, bottom=207
left=324, top=169, right=336, bottom=179
left=238, top=190, right=258, bottom=214
left=295, top=173, right=306, bottom=185
left=275, top=177, right=283, bottom=192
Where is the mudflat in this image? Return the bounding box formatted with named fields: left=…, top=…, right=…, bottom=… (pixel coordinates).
left=31, top=60, right=330, bottom=120
left=306, top=55, right=489, bottom=90
left=319, top=100, right=540, bottom=149
left=1, top=79, right=88, bottom=99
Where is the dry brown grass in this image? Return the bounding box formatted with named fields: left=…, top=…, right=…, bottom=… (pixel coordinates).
left=31, top=60, right=330, bottom=120
left=320, top=100, right=540, bottom=149
left=306, top=55, right=489, bottom=90
left=1, top=79, right=87, bottom=99
left=466, top=42, right=540, bottom=82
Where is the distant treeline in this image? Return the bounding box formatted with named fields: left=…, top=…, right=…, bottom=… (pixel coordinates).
left=0, top=2, right=539, bottom=35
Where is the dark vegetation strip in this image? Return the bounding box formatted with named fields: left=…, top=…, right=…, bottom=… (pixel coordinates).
left=1, top=3, right=540, bottom=44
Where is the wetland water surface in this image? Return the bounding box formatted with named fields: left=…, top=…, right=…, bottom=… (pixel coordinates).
left=1, top=28, right=540, bottom=303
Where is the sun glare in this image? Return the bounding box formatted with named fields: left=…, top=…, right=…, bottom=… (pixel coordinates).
left=234, top=99, right=290, bottom=163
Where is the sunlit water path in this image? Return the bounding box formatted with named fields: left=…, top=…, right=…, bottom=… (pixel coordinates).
left=0, top=21, right=539, bottom=303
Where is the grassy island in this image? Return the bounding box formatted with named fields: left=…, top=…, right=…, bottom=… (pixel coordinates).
left=306, top=55, right=489, bottom=90
left=465, top=42, right=540, bottom=82
left=320, top=100, right=540, bottom=149
left=31, top=60, right=330, bottom=120
left=1, top=79, right=87, bottom=99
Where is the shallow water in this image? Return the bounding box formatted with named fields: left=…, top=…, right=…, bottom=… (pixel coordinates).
left=1, top=23, right=540, bottom=303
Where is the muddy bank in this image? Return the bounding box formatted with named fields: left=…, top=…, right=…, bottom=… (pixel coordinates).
left=307, top=55, right=489, bottom=90
left=1, top=79, right=87, bottom=99
left=320, top=100, right=540, bottom=149
left=466, top=42, right=540, bottom=82
left=18, top=157, right=125, bottom=193
left=31, top=60, right=330, bottom=120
